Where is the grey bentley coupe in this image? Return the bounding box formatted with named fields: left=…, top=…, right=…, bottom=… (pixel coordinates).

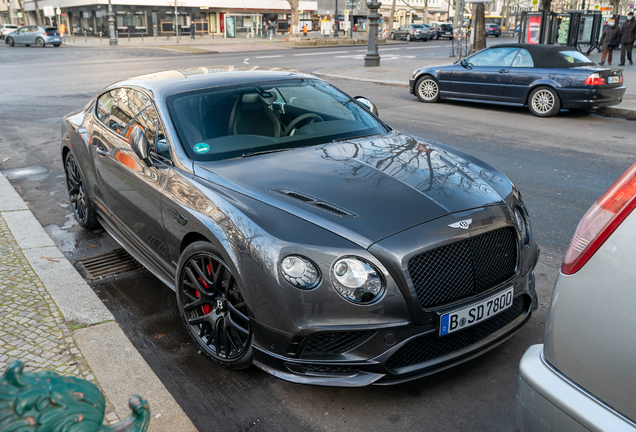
left=61, top=66, right=539, bottom=386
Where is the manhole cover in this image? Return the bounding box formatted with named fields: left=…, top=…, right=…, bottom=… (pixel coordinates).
left=75, top=248, right=144, bottom=281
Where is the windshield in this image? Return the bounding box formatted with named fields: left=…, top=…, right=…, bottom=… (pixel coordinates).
left=167, top=78, right=388, bottom=161
left=559, top=50, right=593, bottom=64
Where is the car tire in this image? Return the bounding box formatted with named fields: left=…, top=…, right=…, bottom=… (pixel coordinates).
left=406, top=34, right=411, bottom=41
left=415, top=75, right=440, bottom=103
left=36, top=37, right=45, bottom=47
left=64, top=153, right=100, bottom=229
left=6, top=37, right=14, bottom=47
left=53, top=44, right=60, bottom=47
left=528, top=86, right=561, bottom=117
left=25, top=44, right=29, bottom=47
left=390, top=32, right=395, bottom=40
left=176, top=241, right=253, bottom=370
left=495, top=34, right=500, bottom=38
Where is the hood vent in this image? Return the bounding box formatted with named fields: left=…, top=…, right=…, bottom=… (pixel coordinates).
left=271, top=188, right=358, bottom=218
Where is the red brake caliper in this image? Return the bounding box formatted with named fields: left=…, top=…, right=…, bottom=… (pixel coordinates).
left=196, top=263, right=214, bottom=314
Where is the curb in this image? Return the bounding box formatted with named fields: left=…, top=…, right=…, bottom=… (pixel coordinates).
left=312, top=70, right=409, bottom=87
left=0, top=173, right=197, bottom=432
left=595, top=105, right=636, bottom=120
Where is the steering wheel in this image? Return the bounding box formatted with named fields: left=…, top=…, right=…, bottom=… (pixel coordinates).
left=284, top=113, right=323, bottom=136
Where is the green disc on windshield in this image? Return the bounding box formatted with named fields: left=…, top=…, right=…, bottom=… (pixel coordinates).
left=193, top=143, right=210, bottom=154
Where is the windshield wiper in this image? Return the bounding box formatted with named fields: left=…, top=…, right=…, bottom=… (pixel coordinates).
left=242, top=148, right=292, bottom=158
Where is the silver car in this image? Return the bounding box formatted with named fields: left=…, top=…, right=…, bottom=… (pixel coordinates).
left=516, top=161, right=636, bottom=431
left=5, top=25, right=62, bottom=47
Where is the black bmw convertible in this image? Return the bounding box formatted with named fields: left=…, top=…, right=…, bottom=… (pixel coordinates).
left=410, top=44, right=625, bottom=117
left=62, top=67, right=539, bottom=386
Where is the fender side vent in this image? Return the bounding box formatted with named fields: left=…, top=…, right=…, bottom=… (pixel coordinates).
left=270, top=188, right=358, bottom=218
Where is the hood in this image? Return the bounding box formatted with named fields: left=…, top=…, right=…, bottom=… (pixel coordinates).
left=193, top=133, right=509, bottom=248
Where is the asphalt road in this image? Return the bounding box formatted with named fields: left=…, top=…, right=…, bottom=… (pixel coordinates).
left=0, top=42, right=634, bottom=432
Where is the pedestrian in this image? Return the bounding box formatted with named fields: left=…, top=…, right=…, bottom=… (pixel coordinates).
left=189, top=21, right=195, bottom=41
left=619, top=12, right=636, bottom=66
left=268, top=21, right=274, bottom=39
left=262, top=22, right=267, bottom=39
left=303, top=23, right=307, bottom=37
left=599, top=18, right=620, bottom=66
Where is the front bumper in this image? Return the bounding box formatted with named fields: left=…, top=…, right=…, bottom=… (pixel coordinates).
left=558, top=86, right=626, bottom=109
left=252, top=272, right=537, bottom=387
left=516, top=345, right=636, bottom=431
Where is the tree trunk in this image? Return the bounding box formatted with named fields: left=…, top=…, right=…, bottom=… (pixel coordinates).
left=452, top=0, right=461, bottom=30
left=7, top=2, right=12, bottom=25
left=33, top=0, right=42, bottom=25
left=16, top=0, right=27, bottom=24
left=286, top=0, right=299, bottom=38
left=388, top=0, right=397, bottom=36
left=540, top=0, right=551, bottom=12
left=422, top=0, right=429, bottom=24
left=474, top=3, right=486, bottom=52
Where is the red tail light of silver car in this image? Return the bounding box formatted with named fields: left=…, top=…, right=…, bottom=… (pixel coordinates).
left=562, top=161, right=636, bottom=274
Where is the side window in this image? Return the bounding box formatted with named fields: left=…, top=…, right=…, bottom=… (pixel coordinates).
left=511, top=49, right=534, bottom=68
left=124, top=91, right=171, bottom=160
left=95, top=92, right=113, bottom=125
left=468, top=47, right=520, bottom=67
left=109, top=88, right=135, bottom=135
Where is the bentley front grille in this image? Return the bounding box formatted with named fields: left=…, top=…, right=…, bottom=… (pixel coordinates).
left=408, top=227, right=518, bottom=309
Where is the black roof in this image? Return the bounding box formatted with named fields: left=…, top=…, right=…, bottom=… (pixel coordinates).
left=477, top=43, right=594, bottom=68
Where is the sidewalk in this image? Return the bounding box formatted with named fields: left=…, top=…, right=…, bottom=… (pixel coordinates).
left=313, top=51, right=636, bottom=120
left=0, top=174, right=196, bottom=431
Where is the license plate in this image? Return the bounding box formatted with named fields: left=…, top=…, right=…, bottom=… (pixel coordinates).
left=439, top=286, right=515, bottom=336
left=609, top=76, right=619, bottom=84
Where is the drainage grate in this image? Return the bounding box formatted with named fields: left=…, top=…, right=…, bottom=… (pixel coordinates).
left=76, top=248, right=144, bottom=281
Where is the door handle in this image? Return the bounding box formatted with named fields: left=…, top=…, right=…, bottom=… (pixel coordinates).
left=95, top=148, right=107, bottom=156
left=498, top=69, right=508, bottom=74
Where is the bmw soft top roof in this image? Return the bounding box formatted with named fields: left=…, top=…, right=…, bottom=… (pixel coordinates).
left=111, top=66, right=315, bottom=100
left=482, top=43, right=594, bottom=68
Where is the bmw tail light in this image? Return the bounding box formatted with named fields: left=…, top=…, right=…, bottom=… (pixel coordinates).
left=621, top=75, right=624, bottom=84
left=561, top=161, right=636, bottom=275
left=584, top=73, right=606, bottom=86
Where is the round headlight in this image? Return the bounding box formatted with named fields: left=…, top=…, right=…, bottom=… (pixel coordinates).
left=514, top=207, right=529, bottom=246
left=331, top=257, right=385, bottom=304
left=280, top=255, right=320, bottom=289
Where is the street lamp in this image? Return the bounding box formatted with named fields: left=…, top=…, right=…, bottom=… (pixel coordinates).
left=364, top=1, right=381, bottom=66
left=107, top=0, right=117, bottom=45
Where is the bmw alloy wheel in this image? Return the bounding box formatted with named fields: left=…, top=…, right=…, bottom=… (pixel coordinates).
left=177, top=246, right=252, bottom=368
left=531, top=89, right=554, bottom=114
left=416, top=77, right=440, bottom=102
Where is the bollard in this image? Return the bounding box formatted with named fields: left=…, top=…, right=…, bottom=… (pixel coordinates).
left=99, top=31, right=102, bottom=42
left=72, top=32, right=75, bottom=43
left=128, top=30, right=130, bottom=42
left=141, top=32, right=144, bottom=42
left=84, top=31, right=87, bottom=43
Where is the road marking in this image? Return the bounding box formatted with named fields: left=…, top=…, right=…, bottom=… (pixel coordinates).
left=406, top=45, right=442, bottom=49
left=380, top=47, right=401, bottom=51
left=255, top=55, right=284, bottom=58
left=243, top=58, right=249, bottom=64
left=294, top=50, right=349, bottom=56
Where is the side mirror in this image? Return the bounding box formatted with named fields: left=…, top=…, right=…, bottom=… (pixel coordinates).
left=128, top=125, right=152, bottom=167
left=354, top=96, right=379, bottom=116
left=461, top=59, right=468, bottom=68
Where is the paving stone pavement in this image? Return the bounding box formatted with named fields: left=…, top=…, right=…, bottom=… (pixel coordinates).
left=0, top=213, right=120, bottom=423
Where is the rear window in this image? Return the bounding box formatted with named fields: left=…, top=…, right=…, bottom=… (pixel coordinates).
left=45, top=27, right=58, bottom=32
left=5, top=25, right=17, bottom=29
left=412, top=24, right=426, bottom=28
left=440, top=24, right=452, bottom=29
left=559, top=50, right=593, bottom=64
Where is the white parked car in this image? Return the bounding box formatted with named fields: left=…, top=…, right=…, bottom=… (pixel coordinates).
left=0, top=24, right=18, bottom=40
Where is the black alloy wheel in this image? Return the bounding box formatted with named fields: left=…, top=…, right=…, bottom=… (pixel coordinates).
left=6, top=37, right=14, bottom=46
left=390, top=32, right=395, bottom=40
left=36, top=37, right=45, bottom=47
left=176, top=242, right=253, bottom=370
left=64, top=153, right=99, bottom=229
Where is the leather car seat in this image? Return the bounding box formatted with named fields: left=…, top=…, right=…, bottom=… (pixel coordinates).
left=228, top=93, right=281, bottom=137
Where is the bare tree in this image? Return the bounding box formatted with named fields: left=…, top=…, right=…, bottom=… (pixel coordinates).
left=422, top=0, right=429, bottom=24
left=33, top=0, right=42, bottom=25
left=388, top=0, right=397, bottom=36
left=473, top=3, right=486, bottom=51
left=540, top=0, right=551, bottom=12
left=16, top=0, right=27, bottom=24
left=286, top=0, right=299, bottom=38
